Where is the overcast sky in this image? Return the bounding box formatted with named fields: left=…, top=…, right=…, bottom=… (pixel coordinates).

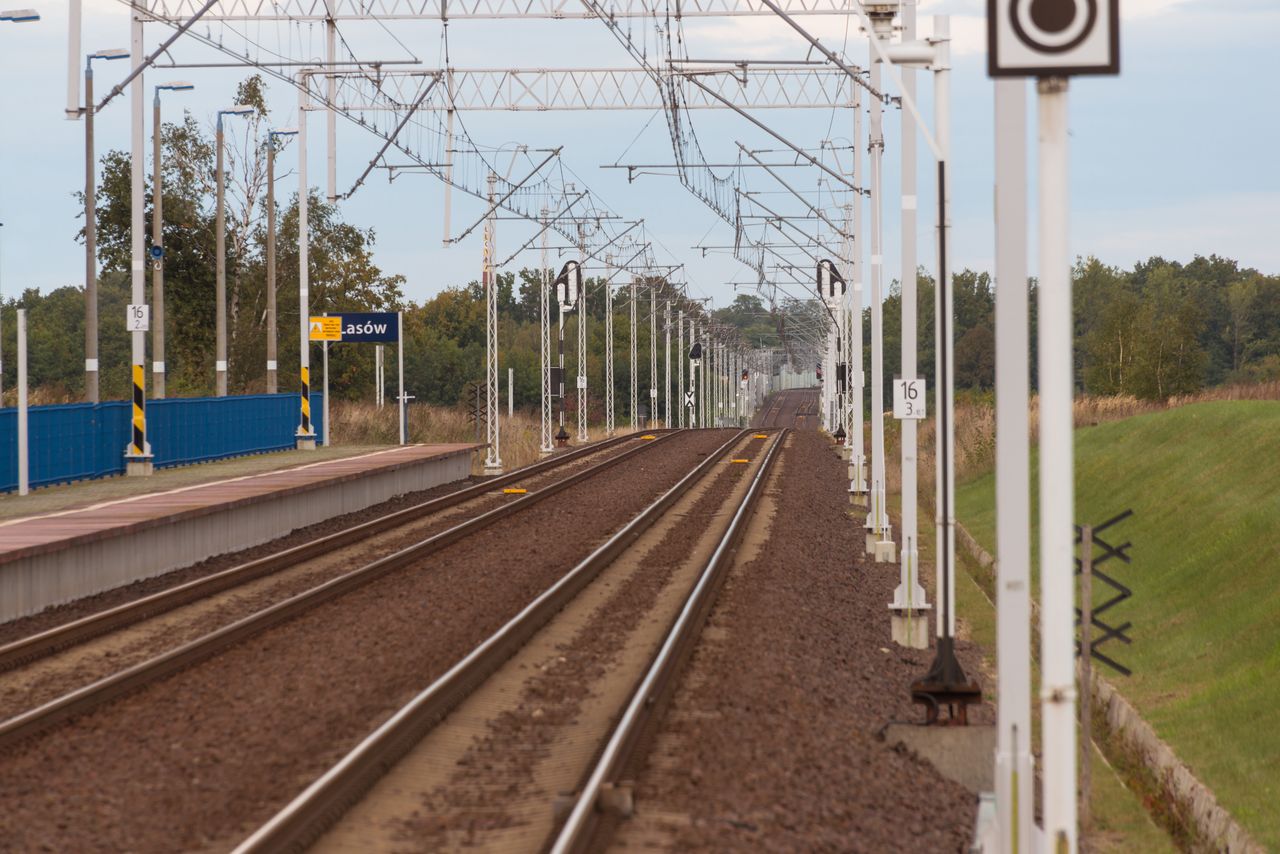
left=0, top=0, right=1276, bottom=312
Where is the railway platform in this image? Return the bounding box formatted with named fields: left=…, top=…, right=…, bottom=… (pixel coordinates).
left=0, top=443, right=477, bottom=623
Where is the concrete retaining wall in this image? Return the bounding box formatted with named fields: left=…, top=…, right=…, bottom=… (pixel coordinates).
left=955, top=521, right=1262, bottom=852
left=0, top=450, right=472, bottom=624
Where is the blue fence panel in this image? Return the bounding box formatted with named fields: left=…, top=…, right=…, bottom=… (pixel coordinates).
left=147, top=393, right=323, bottom=466
left=0, top=393, right=325, bottom=493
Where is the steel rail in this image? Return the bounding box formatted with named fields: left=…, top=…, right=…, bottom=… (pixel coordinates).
left=0, top=431, right=687, bottom=750
left=232, top=428, right=758, bottom=854
left=0, top=433, right=648, bottom=674
left=552, top=428, right=788, bottom=853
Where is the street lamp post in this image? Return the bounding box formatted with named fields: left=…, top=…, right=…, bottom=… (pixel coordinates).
left=151, top=81, right=194, bottom=400
left=83, top=48, right=129, bottom=404
left=215, top=105, right=255, bottom=397
left=266, top=128, right=298, bottom=394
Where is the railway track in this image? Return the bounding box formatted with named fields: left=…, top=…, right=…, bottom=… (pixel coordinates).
left=0, top=431, right=681, bottom=746
left=233, top=428, right=787, bottom=853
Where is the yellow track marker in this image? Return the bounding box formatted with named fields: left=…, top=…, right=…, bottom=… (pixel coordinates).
left=641, top=435, right=657, bottom=440
left=753, top=434, right=768, bottom=439
left=731, top=459, right=750, bottom=464
left=502, top=488, right=527, bottom=494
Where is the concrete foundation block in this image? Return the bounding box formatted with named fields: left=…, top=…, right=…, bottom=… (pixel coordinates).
left=885, top=723, right=997, bottom=795
left=874, top=539, right=897, bottom=563
left=295, top=436, right=317, bottom=451
left=125, top=458, right=154, bottom=477
left=891, top=610, right=930, bottom=649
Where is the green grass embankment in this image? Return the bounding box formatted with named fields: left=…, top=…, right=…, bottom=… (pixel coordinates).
left=956, top=400, right=1280, bottom=847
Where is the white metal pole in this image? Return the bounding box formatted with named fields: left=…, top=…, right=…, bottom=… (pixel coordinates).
left=829, top=302, right=839, bottom=430
left=375, top=344, right=383, bottom=407
left=649, top=285, right=657, bottom=428
left=664, top=298, right=671, bottom=428
left=1039, top=74, right=1077, bottom=853
left=484, top=174, right=501, bottom=471
left=867, top=54, right=891, bottom=553
left=296, top=76, right=315, bottom=448
left=892, top=0, right=928, bottom=628
left=994, top=75, right=1035, bottom=854
left=605, top=254, right=615, bottom=436
left=215, top=115, right=227, bottom=397
left=398, top=311, right=406, bottom=445
left=16, top=308, right=27, bottom=496
left=677, top=309, right=684, bottom=428
left=937, top=15, right=958, bottom=638
left=325, top=16, right=337, bottom=201
left=67, top=0, right=83, bottom=119
left=539, top=208, right=553, bottom=453
left=508, top=366, right=514, bottom=418
left=629, top=279, right=637, bottom=431
left=850, top=90, right=867, bottom=496
left=129, top=10, right=148, bottom=463
left=577, top=246, right=588, bottom=442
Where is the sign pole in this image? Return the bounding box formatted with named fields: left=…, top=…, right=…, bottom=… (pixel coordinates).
left=322, top=336, right=330, bottom=448
left=866, top=42, right=891, bottom=557
left=17, top=308, right=27, bottom=496
left=988, top=1, right=1117, bottom=846
left=994, top=75, right=1035, bottom=854
left=1039, top=74, right=1076, bottom=852
left=890, top=0, right=929, bottom=647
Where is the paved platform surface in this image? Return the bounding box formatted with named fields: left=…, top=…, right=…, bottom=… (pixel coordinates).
left=0, top=445, right=388, bottom=522
left=0, top=444, right=476, bottom=565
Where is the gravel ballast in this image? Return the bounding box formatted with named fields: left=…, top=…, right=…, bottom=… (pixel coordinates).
left=0, top=430, right=737, bottom=853
left=613, top=399, right=985, bottom=852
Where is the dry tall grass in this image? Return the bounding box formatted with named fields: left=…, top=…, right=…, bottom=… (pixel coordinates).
left=886, top=380, right=1280, bottom=494
left=329, top=400, right=642, bottom=472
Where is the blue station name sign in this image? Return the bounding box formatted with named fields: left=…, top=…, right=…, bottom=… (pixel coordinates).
left=311, top=312, right=400, bottom=343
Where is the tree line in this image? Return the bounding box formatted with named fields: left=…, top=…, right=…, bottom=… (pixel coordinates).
left=1, top=74, right=1275, bottom=408
left=872, top=255, right=1280, bottom=401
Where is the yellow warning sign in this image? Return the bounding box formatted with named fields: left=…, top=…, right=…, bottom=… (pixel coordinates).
left=309, top=316, right=341, bottom=341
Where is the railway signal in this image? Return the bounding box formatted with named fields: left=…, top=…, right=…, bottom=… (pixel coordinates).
left=553, top=261, right=582, bottom=447
left=688, top=341, right=702, bottom=428
left=986, top=2, right=1121, bottom=849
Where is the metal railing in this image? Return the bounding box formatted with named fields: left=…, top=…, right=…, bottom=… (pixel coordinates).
left=0, top=393, right=325, bottom=492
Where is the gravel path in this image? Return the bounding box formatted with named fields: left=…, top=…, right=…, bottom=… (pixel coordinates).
left=612, top=412, right=986, bottom=852
left=0, top=429, right=736, bottom=853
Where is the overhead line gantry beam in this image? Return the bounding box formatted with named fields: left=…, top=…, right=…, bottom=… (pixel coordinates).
left=137, top=0, right=863, bottom=21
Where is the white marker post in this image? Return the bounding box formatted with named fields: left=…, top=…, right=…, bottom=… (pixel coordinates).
left=16, top=308, right=28, bottom=496
left=398, top=311, right=406, bottom=445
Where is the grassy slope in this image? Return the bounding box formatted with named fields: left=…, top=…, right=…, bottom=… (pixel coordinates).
left=956, top=401, right=1280, bottom=847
